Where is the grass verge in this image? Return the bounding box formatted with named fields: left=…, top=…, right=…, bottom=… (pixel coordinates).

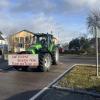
left=58, top=65, right=100, bottom=93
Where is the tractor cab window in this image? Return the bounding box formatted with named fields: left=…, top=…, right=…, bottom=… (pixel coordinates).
left=35, top=36, right=47, bottom=43
left=40, top=37, right=47, bottom=46
left=40, top=37, right=46, bottom=43
left=35, top=36, right=48, bottom=47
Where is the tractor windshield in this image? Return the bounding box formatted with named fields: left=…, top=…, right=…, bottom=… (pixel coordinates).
left=35, top=35, right=48, bottom=45
left=30, top=34, right=53, bottom=47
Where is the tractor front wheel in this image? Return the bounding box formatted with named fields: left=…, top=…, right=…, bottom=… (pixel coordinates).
left=38, top=53, right=51, bottom=72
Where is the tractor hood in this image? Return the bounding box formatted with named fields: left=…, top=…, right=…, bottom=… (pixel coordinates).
left=27, top=43, right=42, bottom=54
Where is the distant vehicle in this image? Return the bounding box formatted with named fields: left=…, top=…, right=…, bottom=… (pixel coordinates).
left=59, top=47, right=65, bottom=53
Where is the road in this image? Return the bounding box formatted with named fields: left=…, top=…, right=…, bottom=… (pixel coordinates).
left=0, top=54, right=99, bottom=100
left=60, top=54, right=100, bottom=64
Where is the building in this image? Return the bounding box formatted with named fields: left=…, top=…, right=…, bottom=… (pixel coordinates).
left=53, top=37, right=58, bottom=45
left=0, top=35, right=7, bottom=55
left=8, top=30, right=35, bottom=52
left=0, top=35, right=5, bottom=44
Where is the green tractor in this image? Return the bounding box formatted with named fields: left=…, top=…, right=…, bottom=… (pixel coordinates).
left=8, top=33, right=59, bottom=72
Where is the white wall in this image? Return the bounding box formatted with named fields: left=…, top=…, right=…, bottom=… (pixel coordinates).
left=0, top=40, right=6, bottom=45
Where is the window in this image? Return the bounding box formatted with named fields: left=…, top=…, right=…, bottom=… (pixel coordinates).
left=19, top=37, right=24, bottom=48
left=25, top=36, right=29, bottom=43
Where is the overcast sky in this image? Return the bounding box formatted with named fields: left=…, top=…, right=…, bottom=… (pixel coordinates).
left=0, top=0, right=100, bottom=43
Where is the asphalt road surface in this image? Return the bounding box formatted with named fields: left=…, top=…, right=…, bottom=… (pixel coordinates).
left=0, top=54, right=99, bottom=100
left=60, top=54, right=100, bottom=65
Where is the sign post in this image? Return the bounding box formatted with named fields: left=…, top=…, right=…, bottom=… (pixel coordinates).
left=96, top=27, right=100, bottom=77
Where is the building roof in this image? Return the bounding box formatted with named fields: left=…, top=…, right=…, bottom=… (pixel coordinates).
left=20, top=30, right=34, bottom=34
left=0, top=35, right=4, bottom=40
left=15, top=30, right=34, bottom=35
left=8, top=30, right=35, bottom=38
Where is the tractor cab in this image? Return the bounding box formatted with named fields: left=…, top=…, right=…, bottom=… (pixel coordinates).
left=33, top=33, right=53, bottom=47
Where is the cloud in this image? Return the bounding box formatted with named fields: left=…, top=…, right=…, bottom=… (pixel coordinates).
left=21, top=13, right=58, bottom=34
left=0, top=0, right=100, bottom=15
left=8, top=0, right=100, bottom=15
left=10, top=0, right=56, bottom=14
left=0, top=12, right=61, bottom=36
left=0, top=0, right=99, bottom=42
left=0, top=12, right=71, bottom=43
left=64, top=0, right=100, bottom=10
left=0, top=0, right=9, bottom=7
left=0, top=0, right=10, bottom=10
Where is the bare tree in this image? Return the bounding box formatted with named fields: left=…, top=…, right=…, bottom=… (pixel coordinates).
left=87, top=10, right=100, bottom=36
left=87, top=10, right=100, bottom=77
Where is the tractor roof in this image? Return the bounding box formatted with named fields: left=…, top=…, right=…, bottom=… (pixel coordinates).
left=34, top=33, right=53, bottom=37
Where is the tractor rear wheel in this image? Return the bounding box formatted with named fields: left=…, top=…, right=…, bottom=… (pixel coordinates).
left=38, top=53, right=51, bottom=72
left=52, top=48, right=59, bottom=65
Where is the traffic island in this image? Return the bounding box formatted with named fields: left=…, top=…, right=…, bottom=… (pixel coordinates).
left=58, top=65, right=100, bottom=94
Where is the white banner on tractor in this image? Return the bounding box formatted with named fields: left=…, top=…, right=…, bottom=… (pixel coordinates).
left=8, top=54, right=39, bottom=66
